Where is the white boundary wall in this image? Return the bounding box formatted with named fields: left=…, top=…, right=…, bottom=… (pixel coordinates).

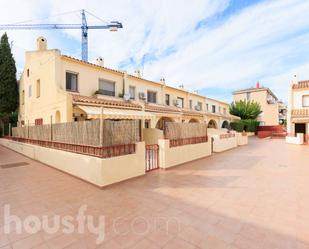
left=286, top=133, right=304, bottom=145
left=158, top=139, right=211, bottom=169
left=237, top=133, right=248, bottom=146
left=0, top=139, right=145, bottom=187
left=211, top=135, right=238, bottom=153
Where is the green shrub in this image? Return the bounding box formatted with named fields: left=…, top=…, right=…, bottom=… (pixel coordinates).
left=230, top=121, right=245, bottom=132
left=230, top=119, right=259, bottom=133
left=229, top=100, right=262, bottom=119
left=242, top=119, right=259, bottom=132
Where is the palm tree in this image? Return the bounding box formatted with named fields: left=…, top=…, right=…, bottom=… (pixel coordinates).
left=229, top=100, right=262, bottom=120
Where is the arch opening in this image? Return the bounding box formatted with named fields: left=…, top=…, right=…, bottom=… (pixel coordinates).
left=221, top=120, right=229, bottom=129
left=207, top=119, right=217, bottom=129
left=188, top=118, right=200, bottom=123
left=155, top=117, right=175, bottom=130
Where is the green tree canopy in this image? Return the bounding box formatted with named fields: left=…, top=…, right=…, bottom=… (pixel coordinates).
left=0, top=33, right=19, bottom=115
left=229, top=100, right=262, bottom=120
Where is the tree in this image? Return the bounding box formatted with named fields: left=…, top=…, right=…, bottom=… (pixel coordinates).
left=229, top=100, right=262, bottom=120
left=0, top=33, right=19, bottom=115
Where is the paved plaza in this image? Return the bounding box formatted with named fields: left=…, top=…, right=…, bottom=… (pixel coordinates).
left=1, top=138, right=309, bottom=249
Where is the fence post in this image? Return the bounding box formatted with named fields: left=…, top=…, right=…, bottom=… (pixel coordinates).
left=50, top=115, right=53, bottom=141
left=100, top=107, right=104, bottom=147
left=9, top=123, right=11, bottom=137
left=27, top=120, right=29, bottom=138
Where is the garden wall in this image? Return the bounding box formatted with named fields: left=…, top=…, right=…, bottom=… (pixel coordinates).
left=0, top=138, right=145, bottom=187
left=286, top=133, right=304, bottom=145
left=237, top=133, right=248, bottom=146
left=158, top=139, right=211, bottom=169
left=211, top=135, right=237, bottom=152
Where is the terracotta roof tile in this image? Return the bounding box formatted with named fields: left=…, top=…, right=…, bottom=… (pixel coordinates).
left=145, top=104, right=181, bottom=114
left=292, top=80, right=309, bottom=89
left=182, top=109, right=204, bottom=117
left=72, top=94, right=142, bottom=110
left=291, top=109, right=309, bottom=117
left=62, top=55, right=124, bottom=75
left=233, top=86, right=278, bottom=100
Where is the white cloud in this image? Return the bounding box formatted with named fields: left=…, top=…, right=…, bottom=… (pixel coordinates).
left=1, top=0, right=309, bottom=102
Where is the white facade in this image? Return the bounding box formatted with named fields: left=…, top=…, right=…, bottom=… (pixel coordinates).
left=287, top=76, right=309, bottom=141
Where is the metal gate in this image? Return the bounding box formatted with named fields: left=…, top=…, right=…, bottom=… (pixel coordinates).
left=145, top=144, right=159, bottom=172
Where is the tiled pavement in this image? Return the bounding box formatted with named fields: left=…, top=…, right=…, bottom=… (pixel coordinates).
left=1, top=138, right=309, bottom=249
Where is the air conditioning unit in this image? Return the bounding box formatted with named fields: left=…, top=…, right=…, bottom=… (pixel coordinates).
left=173, top=99, right=182, bottom=108
left=123, top=94, right=130, bottom=101
left=195, top=105, right=201, bottom=111
left=139, top=92, right=146, bottom=100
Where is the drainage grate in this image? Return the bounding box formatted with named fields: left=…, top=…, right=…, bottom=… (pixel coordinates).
left=1, top=162, right=29, bottom=169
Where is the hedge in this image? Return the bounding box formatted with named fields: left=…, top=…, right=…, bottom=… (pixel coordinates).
left=230, top=119, right=259, bottom=133
left=230, top=121, right=245, bottom=132
left=242, top=119, right=259, bottom=132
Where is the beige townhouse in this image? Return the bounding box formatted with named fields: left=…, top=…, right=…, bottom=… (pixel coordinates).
left=18, top=37, right=238, bottom=130
left=233, top=82, right=282, bottom=125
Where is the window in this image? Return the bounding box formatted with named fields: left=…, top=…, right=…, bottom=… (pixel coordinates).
left=206, top=104, right=209, bottom=111
left=145, top=120, right=150, bottom=128
left=147, top=91, right=157, bottom=103
left=28, top=85, right=32, bottom=97
left=129, top=86, right=135, bottom=99
left=165, top=94, right=170, bottom=105
left=27, top=69, right=29, bottom=77
left=302, top=95, right=309, bottom=107
left=22, top=90, right=25, bottom=105
left=177, top=97, right=184, bottom=108
left=219, top=106, right=221, bottom=113
left=197, top=102, right=202, bottom=110
left=66, top=72, right=78, bottom=92
left=246, top=92, right=251, bottom=100
left=223, top=108, right=227, bottom=114
left=99, top=79, right=115, bottom=96
left=189, top=100, right=193, bottom=109
left=212, top=105, right=216, bottom=113
left=36, top=79, right=40, bottom=98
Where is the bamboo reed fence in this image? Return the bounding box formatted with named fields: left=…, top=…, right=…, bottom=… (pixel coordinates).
left=164, top=122, right=207, bottom=140
left=12, top=119, right=140, bottom=146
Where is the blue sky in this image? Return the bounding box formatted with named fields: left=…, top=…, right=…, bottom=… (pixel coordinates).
left=1, top=0, right=309, bottom=103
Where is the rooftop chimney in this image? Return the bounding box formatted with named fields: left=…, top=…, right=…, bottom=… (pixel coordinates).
left=96, top=57, right=104, bottom=67
left=36, top=36, right=47, bottom=51
left=292, top=74, right=298, bottom=84
left=194, top=90, right=199, bottom=94
left=160, top=78, right=166, bottom=85
left=179, top=84, right=184, bottom=89
left=134, top=69, right=141, bottom=78
left=256, top=81, right=260, bottom=88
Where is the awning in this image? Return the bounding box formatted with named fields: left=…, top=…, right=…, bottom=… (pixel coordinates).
left=76, top=105, right=155, bottom=120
